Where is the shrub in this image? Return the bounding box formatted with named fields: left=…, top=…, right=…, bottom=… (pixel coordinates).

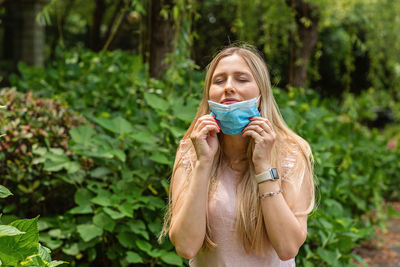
left=0, top=88, right=86, bottom=217
left=0, top=181, right=66, bottom=266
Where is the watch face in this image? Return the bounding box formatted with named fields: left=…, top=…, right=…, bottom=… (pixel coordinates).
left=270, top=168, right=279, bottom=179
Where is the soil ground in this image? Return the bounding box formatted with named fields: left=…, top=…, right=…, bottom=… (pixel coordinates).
left=353, top=202, right=400, bottom=267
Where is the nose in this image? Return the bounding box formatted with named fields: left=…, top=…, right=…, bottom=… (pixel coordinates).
left=224, top=77, right=236, bottom=94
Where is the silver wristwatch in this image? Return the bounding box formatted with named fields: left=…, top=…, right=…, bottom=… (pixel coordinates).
left=255, top=168, right=279, bottom=184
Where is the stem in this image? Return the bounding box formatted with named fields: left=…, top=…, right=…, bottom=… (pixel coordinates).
left=101, top=2, right=129, bottom=52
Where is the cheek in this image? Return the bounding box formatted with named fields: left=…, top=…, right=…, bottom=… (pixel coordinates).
left=242, top=84, right=260, bottom=98
left=208, top=86, right=221, bottom=101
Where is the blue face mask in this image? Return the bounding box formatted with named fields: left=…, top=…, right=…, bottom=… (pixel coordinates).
left=208, top=96, right=261, bottom=136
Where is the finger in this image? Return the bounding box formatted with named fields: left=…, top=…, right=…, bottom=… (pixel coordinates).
left=242, top=129, right=263, bottom=142
left=199, top=124, right=220, bottom=137
left=243, top=124, right=267, bottom=137
left=250, top=117, right=274, bottom=133
left=194, top=116, right=219, bottom=132
left=197, top=118, right=220, bottom=132
left=248, top=120, right=271, bottom=134
left=196, top=115, right=218, bottom=125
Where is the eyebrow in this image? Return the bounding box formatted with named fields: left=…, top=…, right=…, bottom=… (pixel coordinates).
left=212, top=71, right=252, bottom=78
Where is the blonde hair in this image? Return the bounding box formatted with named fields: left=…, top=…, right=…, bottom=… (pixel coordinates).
left=159, top=43, right=315, bottom=255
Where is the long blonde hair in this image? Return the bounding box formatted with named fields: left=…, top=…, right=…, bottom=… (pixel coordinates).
left=159, top=44, right=315, bottom=255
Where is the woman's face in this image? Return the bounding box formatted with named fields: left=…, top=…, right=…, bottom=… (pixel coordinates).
left=209, top=54, right=260, bottom=104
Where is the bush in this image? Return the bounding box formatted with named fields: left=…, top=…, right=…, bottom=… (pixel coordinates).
left=275, top=87, right=400, bottom=266
left=0, top=88, right=86, bottom=217
left=0, top=182, right=66, bottom=265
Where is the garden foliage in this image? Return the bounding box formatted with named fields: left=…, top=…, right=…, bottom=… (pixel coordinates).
left=1, top=49, right=400, bottom=266
left=0, top=185, right=65, bottom=266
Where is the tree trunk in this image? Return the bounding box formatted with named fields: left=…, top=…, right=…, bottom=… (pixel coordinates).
left=285, top=0, right=320, bottom=88
left=149, top=0, right=175, bottom=79
left=3, top=0, right=48, bottom=68
left=91, top=0, right=106, bottom=51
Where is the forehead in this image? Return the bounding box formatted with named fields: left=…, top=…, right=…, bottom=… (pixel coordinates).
left=213, top=54, right=252, bottom=76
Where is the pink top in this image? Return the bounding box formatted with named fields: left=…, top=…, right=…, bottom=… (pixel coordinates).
left=189, top=169, right=296, bottom=267
left=177, top=139, right=311, bottom=267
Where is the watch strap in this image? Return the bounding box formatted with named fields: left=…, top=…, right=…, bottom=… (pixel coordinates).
left=255, top=168, right=279, bottom=184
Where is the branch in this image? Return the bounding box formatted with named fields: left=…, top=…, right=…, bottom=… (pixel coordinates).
left=101, top=1, right=129, bottom=52
left=102, top=0, right=124, bottom=46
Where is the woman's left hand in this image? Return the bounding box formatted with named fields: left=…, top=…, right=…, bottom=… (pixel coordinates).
left=241, top=117, right=276, bottom=173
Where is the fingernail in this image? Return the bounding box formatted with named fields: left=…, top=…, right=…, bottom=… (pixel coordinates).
left=249, top=117, right=254, bottom=120
left=212, top=115, right=216, bottom=118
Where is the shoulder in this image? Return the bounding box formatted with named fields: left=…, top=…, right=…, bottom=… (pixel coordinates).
left=279, top=138, right=312, bottom=179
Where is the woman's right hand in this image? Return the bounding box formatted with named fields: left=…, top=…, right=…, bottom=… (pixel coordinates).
left=190, top=115, right=220, bottom=162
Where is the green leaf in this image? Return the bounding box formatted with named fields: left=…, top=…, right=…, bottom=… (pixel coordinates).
left=92, top=116, right=133, bottom=135
left=128, top=220, right=149, bottom=240
left=70, top=124, right=96, bottom=145
left=112, top=117, right=133, bottom=135
left=77, top=224, right=103, bottom=242
left=172, top=103, right=197, bottom=122
left=350, top=253, right=368, bottom=267
left=39, top=233, right=63, bottom=250
left=49, top=260, right=67, bottom=267
left=91, top=192, right=112, bottom=207
left=0, top=225, right=25, bottom=237
left=69, top=205, right=93, bottom=214
left=43, top=160, right=68, bottom=172
left=169, top=126, right=186, bottom=138
left=126, top=251, right=143, bottom=263
left=149, top=153, right=171, bottom=165
left=38, top=243, right=51, bottom=262
left=104, top=207, right=125, bottom=219
left=0, top=185, right=13, bottom=198
left=136, top=239, right=152, bottom=253
left=62, top=243, right=79, bottom=256
left=144, top=93, right=169, bottom=111
left=65, top=161, right=81, bottom=173
left=130, top=131, right=155, bottom=144
left=90, top=167, right=112, bottom=178
left=316, top=247, right=339, bottom=266
left=19, top=254, right=47, bottom=266
left=117, top=231, right=136, bottom=249
left=74, top=188, right=94, bottom=206
left=93, top=212, right=116, bottom=232
left=117, top=201, right=134, bottom=218
left=0, top=216, right=39, bottom=266
left=160, top=251, right=183, bottom=266
left=112, top=149, right=126, bottom=162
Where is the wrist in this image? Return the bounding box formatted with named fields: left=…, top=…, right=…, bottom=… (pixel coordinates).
left=254, top=162, right=272, bottom=175
left=196, top=158, right=214, bottom=168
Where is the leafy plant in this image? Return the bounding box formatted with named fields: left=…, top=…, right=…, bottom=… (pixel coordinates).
left=0, top=88, right=86, bottom=217
left=0, top=185, right=66, bottom=266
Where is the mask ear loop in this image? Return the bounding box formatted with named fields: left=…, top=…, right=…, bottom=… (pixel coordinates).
left=256, top=95, right=262, bottom=110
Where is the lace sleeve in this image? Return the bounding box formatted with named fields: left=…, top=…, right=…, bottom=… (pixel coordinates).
left=175, top=138, right=196, bottom=173
left=280, top=144, right=313, bottom=216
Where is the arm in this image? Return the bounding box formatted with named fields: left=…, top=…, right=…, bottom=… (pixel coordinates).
left=256, top=164, right=310, bottom=261
left=169, top=159, right=213, bottom=259
left=169, top=115, right=220, bottom=259
left=242, top=117, right=311, bottom=260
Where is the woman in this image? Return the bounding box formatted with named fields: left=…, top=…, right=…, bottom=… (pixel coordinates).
left=160, top=44, right=315, bottom=266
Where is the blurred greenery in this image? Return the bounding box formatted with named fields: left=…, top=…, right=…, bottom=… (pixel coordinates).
left=1, top=0, right=400, bottom=266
